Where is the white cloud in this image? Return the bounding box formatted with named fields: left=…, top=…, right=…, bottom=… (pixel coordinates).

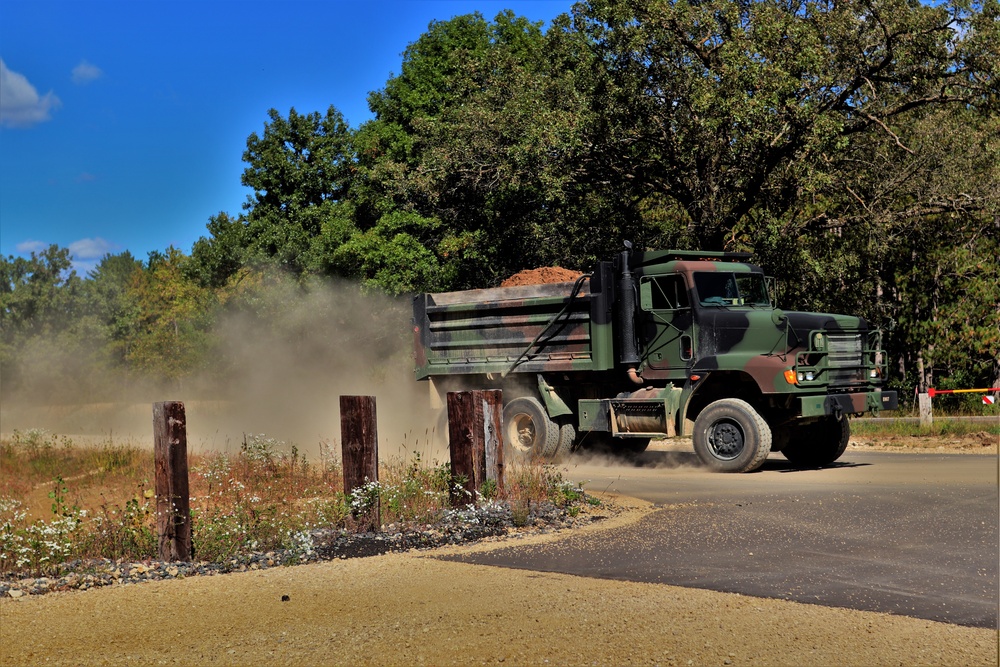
left=15, top=240, right=48, bottom=254
left=73, top=259, right=100, bottom=276
left=71, top=60, right=103, bottom=85
left=0, top=59, right=61, bottom=128
left=69, top=237, right=115, bottom=260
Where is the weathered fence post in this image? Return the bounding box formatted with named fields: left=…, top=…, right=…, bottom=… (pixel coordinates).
left=917, top=353, right=933, bottom=428
left=340, top=395, right=379, bottom=529
left=918, top=392, right=933, bottom=428
left=447, top=390, right=504, bottom=506
left=153, top=401, right=191, bottom=561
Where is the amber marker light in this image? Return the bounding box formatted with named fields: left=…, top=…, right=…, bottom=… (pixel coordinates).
left=783, top=369, right=798, bottom=385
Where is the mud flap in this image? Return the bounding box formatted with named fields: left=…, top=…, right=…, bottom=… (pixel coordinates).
left=537, top=375, right=573, bottom=418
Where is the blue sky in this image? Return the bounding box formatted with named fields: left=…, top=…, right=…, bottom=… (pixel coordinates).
left=0, top=0, right=570, bottom=274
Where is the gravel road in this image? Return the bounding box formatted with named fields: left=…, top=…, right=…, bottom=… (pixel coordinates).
left=1, top=494, right=996, bottom=666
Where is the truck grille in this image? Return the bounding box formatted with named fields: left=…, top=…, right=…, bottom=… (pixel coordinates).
left=826, top=333, right=865, bottom=386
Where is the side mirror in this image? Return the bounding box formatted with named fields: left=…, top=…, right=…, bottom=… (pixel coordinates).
left=766, top=276, right=778, bottom=308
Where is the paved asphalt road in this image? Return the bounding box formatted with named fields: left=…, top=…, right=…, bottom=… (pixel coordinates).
left=444, top=447, right=999, bottom=628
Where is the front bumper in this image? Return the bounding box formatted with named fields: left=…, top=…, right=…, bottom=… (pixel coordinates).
left=799, top=390, right=898, bottom=418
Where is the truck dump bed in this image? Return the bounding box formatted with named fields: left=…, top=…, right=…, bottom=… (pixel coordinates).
left=413, top=278, right=613, bottom=380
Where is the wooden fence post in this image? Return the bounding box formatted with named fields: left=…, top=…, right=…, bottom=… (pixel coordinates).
left=153, top=401, right=191, bottom=561
left=447, top=390, right=503, bottom=506
left=482, top=390, right=504, bottom=492
left=917, top=353, right=933, bottom=428
left=340, top=395, right=379, bottom=529
left=918, top=392, right=933, bottom=428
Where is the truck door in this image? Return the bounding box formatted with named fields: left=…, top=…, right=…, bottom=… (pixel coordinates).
left=639, top=274, right=694, bottom=379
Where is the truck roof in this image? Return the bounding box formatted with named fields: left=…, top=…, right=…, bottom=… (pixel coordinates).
left=633, top=250, right=753, bottom=266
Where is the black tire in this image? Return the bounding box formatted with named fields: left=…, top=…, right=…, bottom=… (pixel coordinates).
left=781, top=417, right=850, bottom=468
left=621, top=438, right=651, bottom=455
left=692, top=399, right=772, bottom=473
left=769, top=423, right=791, bottom=453
left=573, top=433, right=648, bottom=457
left=552, top=419, right=577, bottom=460
left=503, top=397, right=560, bottom=461
left=574, top=431, right=614, bottom=454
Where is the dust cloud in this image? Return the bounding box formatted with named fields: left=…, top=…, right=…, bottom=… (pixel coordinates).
left=0, top=277, right=705, bottom=466
left=0, top=279, right=446, bottom=461
left=564, top=437, right=705, bottom=472
left=187, top=279, right=445, bottom=460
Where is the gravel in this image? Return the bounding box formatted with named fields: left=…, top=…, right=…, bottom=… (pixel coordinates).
left=0, top=498, right=611, bottom=599
left=2, top=491, right=994, bottom=667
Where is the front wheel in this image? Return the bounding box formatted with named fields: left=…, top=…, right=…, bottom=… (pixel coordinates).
left=503, top=397, right=560, bottom=461
left=692, top=399, right=772, bottom=473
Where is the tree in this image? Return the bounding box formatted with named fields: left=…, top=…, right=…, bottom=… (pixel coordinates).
left=0, top=246, right=87, bottom=400
left=242, top=106, right=357, bottom=275
left=179, top=2, right=997, bottom=399
left=188, top=106, right=359, bottom=286
left=356, top=11, right=613, bottom=287
left=572, top=0, right=1000, bottom=249
left=85, top=251, right=144, bottom=378
left=187, top=212, right=250, bottom=289
left=0, top=245, right=79, bottom=337
left=332, top=211, right=449, bottom=294
left=124, top=248, right=215, bottom=388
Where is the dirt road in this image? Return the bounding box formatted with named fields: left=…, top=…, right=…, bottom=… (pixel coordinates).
left=1, top=493, right=996, bottom=666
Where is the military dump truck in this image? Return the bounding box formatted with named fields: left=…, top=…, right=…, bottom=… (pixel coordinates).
left=412, top=247, right=898, bottom=472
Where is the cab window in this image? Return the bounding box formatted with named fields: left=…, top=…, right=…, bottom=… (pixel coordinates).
left=641, top=275, right=690, bottom=310
left=694, top=272, right=770, bottom=307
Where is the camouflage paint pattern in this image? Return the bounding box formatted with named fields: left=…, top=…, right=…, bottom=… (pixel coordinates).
left=413, top=274, right=612, bottom=380
left=412, top=250, right=897, bottom=438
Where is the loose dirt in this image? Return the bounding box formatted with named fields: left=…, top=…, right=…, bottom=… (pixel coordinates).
left=850, top=431, right=999, bottom=454
left=501, top=266, right=584, bottom=287
left=1, top=492, right=996, bottom=666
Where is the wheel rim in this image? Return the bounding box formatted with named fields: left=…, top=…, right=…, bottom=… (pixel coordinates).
left=507, top=412, right=536, bottom=453
left=707, top=418, right=745, bottom=460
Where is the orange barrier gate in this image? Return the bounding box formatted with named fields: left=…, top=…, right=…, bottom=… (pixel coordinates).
left=927, top=387, right=1000, bottom=406
left=927, top=387, right=1000, bottom=397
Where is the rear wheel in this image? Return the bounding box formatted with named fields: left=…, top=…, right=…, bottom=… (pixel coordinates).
left=553, top=419, right=577, bottom=460
left=503, top=397, right=560, bottom=461
left=692, top=399, right=772, bottom=473
left=781, top=417, right=850, bottom=468
left=621, top=438, right=651, bottom=455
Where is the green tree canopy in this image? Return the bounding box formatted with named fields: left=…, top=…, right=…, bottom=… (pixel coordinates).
left=179, top=0, right=1000, bottom=395
left=125, top=248, right=215, bottom=388
left=573, top=0, right=1000, bottom=249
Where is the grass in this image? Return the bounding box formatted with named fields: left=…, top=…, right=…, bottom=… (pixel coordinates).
left=0, top=430, right=589, bottom=577
left=852, top=416, right=1000, bottom=439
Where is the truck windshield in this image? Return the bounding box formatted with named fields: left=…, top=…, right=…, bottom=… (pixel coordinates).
left=694, top=272, right=771, bottom=307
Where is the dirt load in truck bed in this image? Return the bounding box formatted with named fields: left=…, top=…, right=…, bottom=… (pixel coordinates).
left=501, top=266, right=583, bottom=287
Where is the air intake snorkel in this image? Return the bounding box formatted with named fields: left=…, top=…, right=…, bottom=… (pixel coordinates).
left=618, top=242, right=643, bottom=384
